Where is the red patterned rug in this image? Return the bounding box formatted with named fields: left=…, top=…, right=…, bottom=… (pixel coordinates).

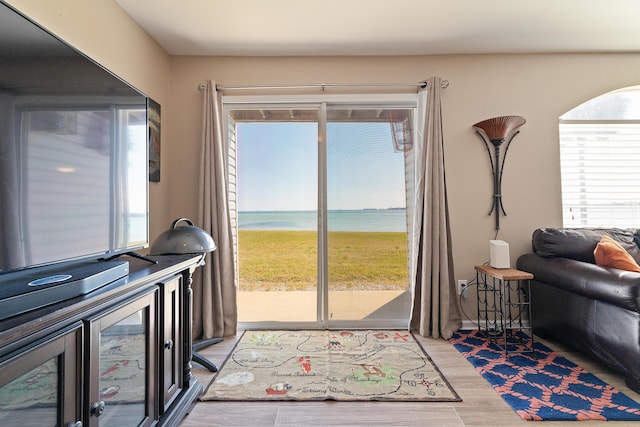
left=451, top=329, right=640, bottom=421
left=202, top=330, right=460, bottom=401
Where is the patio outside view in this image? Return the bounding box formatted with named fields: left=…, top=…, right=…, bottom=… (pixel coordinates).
left=234, top=108, right=413, bottom=324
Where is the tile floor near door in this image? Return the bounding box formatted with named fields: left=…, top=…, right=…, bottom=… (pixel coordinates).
left=181, top=332, right=640, bottom=427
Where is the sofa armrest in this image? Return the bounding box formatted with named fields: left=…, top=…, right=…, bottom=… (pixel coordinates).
left=517, top=253, right=640, bottom=312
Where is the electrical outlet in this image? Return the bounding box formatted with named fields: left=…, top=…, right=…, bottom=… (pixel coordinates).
left=457, top=279, right=468, bottom=297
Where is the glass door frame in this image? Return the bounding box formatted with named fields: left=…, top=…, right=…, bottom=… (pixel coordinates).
left=224, top=93, right=417, bottom=330
left=318, top=102, right=329, bottom=327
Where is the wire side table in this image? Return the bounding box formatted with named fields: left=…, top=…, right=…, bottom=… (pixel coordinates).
left=475, top=264, right=534, bottom=357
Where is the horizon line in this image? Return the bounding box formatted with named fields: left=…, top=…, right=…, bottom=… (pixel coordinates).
left=239, top=207, right=406, bottom=213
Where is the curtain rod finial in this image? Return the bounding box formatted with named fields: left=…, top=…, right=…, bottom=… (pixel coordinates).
left=421, top=79, right=449, bottom=89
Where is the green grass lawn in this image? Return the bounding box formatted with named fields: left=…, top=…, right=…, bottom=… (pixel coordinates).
left=238, top=230, right=408, bottom=291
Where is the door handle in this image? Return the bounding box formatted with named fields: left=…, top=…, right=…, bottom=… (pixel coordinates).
left=90, top=400, right=105, bottom=417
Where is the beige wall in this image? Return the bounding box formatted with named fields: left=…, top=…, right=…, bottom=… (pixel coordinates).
left=169, top=54, right=640, bottom=317
left=6, top=0, right=173, bottom=243
left=8, top=1, right=640, bottom=318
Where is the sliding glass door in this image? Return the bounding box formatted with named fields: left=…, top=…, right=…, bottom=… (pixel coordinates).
left=227, top=98, right=414, bottom=329
left=232, top=108, right=319, bottom=324
left=326, top=107, right=410, bottom=327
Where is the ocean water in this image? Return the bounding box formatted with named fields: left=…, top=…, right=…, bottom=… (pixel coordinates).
left=238, top=209, right=407, bottom=232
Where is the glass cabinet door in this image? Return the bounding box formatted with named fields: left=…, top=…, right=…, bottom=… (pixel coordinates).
left=86, top=287, right=157, bottom=427
left=0, top=323, right=83, bottom=427
left=160, top=275, right=183, bottom=411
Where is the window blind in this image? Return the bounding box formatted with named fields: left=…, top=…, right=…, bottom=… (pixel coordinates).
left=559, top=121, right=640, bottom=227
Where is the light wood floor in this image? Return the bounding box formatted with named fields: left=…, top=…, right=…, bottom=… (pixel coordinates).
left=180, top=332, right=640, bottom=426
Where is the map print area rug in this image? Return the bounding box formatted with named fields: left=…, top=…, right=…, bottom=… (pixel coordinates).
left=202, top=330, right=460, bottom=402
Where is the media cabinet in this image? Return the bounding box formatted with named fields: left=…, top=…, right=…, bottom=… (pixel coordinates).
left=0, top=254, right=204, bottom=427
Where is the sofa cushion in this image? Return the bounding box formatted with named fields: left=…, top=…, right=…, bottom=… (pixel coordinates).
left=594, top=235, right=640, bottom=272
left=532, top=228, right=640, bottom=264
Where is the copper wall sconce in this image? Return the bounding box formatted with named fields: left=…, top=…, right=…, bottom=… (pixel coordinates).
left=473, top=115, right=526, bottom=231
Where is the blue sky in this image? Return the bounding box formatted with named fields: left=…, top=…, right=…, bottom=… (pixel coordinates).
left=236, top=121, right=406, bottom=212
left=237, top=122, right=317, bottom=211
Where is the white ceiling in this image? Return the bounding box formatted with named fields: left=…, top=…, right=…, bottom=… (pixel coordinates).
left=116, top=0, right=640, bottom=56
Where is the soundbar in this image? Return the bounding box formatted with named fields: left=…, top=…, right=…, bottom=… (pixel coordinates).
left=0, top=260, right=129, bottom=321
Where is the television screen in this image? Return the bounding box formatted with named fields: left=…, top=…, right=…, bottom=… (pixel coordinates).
left=0, top=1, right=149, bottom=275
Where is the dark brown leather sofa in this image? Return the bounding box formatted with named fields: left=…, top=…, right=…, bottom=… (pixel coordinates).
left=517, top=227, right=640, bottom=393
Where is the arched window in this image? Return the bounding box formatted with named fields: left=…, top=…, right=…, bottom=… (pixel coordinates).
left=559, top=86, right=640, bottom=227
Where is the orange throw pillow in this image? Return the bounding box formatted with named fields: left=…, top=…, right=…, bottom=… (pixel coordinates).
left=593, top=235, right=640, bottom=272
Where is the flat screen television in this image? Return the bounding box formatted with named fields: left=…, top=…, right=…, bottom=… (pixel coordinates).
left=0, top=1, right=149, bottom=318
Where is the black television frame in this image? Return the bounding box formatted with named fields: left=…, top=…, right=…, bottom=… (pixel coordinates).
left=0, top=0, right=150, bottom=318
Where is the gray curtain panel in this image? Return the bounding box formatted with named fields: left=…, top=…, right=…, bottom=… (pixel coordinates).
left=409, top=77, right=462, bottom=339
left=193, top=80, right=237, bottom=339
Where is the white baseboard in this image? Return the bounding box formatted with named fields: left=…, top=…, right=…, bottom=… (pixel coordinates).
left=458, top=319, right=531, bottom=331
left=460, top=319, right=477, bottom=330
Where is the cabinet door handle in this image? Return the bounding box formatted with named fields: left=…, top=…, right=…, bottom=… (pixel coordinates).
left=90, top=400, right=105, bottom=417
left=164, top=339, right=174, bottom=349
